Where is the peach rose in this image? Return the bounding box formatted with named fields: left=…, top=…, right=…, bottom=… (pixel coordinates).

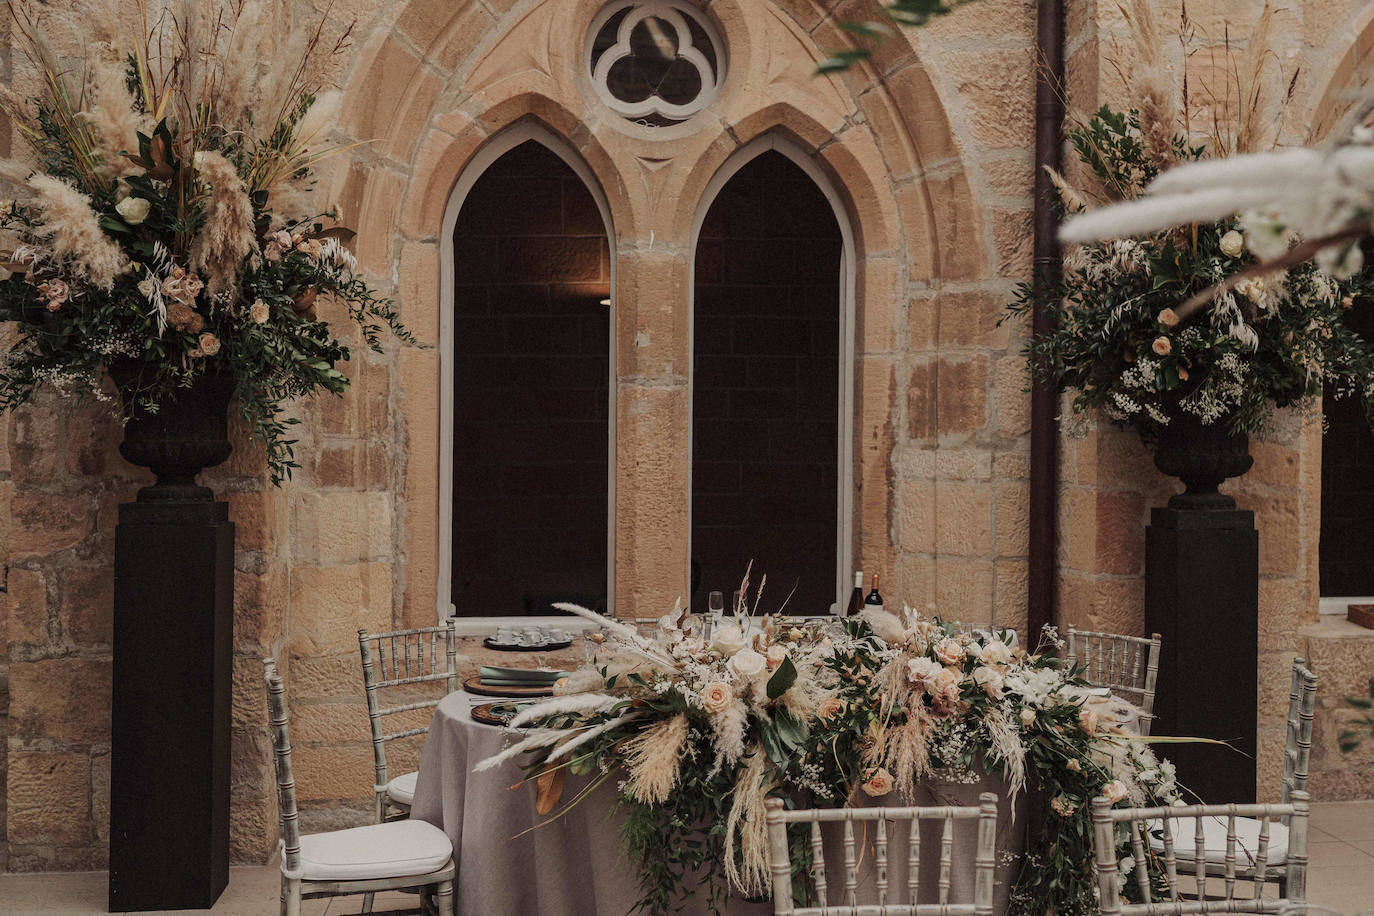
left=37, top=278, right=69, bottom=305
left=1177, top=367, right=1190, bottom=381
left=1066, top=758, right=1082, bottom=773
left=1102, top=780, right=1129, bottom=804
left=1079, top=708, right=1099, bottom=736
left=250, top=299, right=270, bottom=324
left=816, top=697, right=844, bottom=722
left=933, top=638, right=964, bottom=666
left=861, top=768, right=894, bottom=797
left=197, top=332, right=221, bottom=357
left=700, top=681, right=733, bottom=715
left=1152, top=336, right=1172, bottom=356
left=1050, top=796, right=1076, bottom=816
left=1157, top=308, right=1179, bottom=327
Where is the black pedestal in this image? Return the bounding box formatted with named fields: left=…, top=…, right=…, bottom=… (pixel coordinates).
left=110, top=499, right=234, bottom=912
left=1144, top=507, right=1258, bottom=803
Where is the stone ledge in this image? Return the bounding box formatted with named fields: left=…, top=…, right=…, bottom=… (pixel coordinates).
left=1299, top=618, right=1374, bottom=801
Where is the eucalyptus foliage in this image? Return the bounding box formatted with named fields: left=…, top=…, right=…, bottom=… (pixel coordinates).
left=1007, top=107, right=1374, bottom=443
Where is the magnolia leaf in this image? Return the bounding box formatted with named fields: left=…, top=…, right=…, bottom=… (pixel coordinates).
left=766, top=656, right=798, bottom=700
left=312, top=226, right=357, bottom=243
left=534, top=767, right=566, bottom=816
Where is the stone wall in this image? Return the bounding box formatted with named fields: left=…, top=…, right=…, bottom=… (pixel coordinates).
left=1, top=0, right=1373, bottom=870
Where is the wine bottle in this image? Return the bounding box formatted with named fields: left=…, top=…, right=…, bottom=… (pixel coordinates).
left=864, top=574, right=884, bottom=613
left=846, top=570, right=865, bottom=617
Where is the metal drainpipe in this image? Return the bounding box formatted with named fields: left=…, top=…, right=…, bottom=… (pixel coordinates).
left=1029, top=0, right=1066, bottom=637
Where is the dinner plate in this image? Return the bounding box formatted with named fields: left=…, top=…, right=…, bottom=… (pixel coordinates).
left=482, top=636, right=573, bottom=652
left=464, top=675, right=556, bottom=698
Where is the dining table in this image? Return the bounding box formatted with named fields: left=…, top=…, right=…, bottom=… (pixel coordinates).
left=408, top=689, right=1037, bottom=916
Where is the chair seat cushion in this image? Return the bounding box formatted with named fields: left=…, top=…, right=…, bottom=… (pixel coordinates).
left=293, top=819, right=452, bottom=881
left=387, top=771, right=418, bottom=807
left=1147, top=814, right=1288, bottom=867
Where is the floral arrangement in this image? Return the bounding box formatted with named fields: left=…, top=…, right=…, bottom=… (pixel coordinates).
left=482, top=600, right=1180, bottom=915
left=1008, top=1, right=1374, bottom=442
left=0, top=0, right=407, bottom=482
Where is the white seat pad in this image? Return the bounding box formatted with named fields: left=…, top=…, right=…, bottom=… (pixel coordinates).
left=387, top=771, right=418, bottom=807
left=294, top=819, right=452, bottom=882
left=1147, top=814, right=1288, bottom=867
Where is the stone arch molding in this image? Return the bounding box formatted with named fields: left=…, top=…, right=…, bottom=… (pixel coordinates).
left=330, top=0, right=988, bottom=617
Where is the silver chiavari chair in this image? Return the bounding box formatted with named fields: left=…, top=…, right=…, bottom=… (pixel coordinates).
left=1066, top=627, right=1161, bottom=735
left=264, top=659, right=455, bottom=916
left=358, top=621, right=459, bottom=823
left=1091, top=791, right=1309, bottom=914
left=1165, top=657, right=1317, bottom=893
left=763, top=794, right=998, bottom=916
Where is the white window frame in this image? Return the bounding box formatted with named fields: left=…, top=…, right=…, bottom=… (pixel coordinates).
left=437, top=122, right=617, bottom=634
left=686, top=135, right=858, bottom=615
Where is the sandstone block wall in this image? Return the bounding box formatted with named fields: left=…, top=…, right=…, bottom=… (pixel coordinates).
left=2, top=0, right=1373, bottom=869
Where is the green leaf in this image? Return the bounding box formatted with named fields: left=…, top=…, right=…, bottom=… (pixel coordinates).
left=837, top=20, right=893, bottom=39
left=815, top=50, right=870, bottom=74
left=766, top=656, right=798, bottom=700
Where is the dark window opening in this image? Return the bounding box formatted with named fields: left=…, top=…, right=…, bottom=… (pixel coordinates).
left=1320, top=299, right=1374, bottom=597
left=450, top=140, right=610, bottom=616
left=691, top=150, right=843, bottom=615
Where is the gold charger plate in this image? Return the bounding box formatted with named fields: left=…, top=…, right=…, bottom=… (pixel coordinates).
left=469, top=701, right=533, bottom=726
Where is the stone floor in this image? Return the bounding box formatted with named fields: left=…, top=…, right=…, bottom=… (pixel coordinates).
left=2, top=801, right=1373, bottom=914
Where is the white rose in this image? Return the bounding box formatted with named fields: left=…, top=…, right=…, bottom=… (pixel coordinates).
left=906, top=657, right=943, bottom=688
left=249, top=300, right=270, bottom=324
left=1019, top=707, right=1036, bottom=727
left=728, top=648, right=768, bottom=681
left=1219, top=229, right=1245, bottom=258
left=115, top=196, right=151, bottom=225
left=710, top=625, right=746, bottom=657
left=766, top=644, right=788, bottom=665
left=972, top=665, right=1004, bottom=698
left=977, top=640, right=1013, bottom=666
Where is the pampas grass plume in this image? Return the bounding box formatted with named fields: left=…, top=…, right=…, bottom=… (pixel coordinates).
left=623, top=714, right=688, bottom=805
left=28, top=173, right=129, bottom=289
left=191, top=151, right=259, bottom=296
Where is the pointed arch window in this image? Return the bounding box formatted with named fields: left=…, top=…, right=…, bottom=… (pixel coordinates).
left=439, top=127, right=616, bottom=621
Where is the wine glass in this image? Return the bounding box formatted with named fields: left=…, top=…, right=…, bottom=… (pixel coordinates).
left=708, top=591, right=725, bottom=636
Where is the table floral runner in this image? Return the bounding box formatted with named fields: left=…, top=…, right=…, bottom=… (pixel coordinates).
left=476, top=602, right=1178, bottom=915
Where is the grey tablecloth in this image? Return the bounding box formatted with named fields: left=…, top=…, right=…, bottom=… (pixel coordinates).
left=410, top=691, right=1027, bottom=916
